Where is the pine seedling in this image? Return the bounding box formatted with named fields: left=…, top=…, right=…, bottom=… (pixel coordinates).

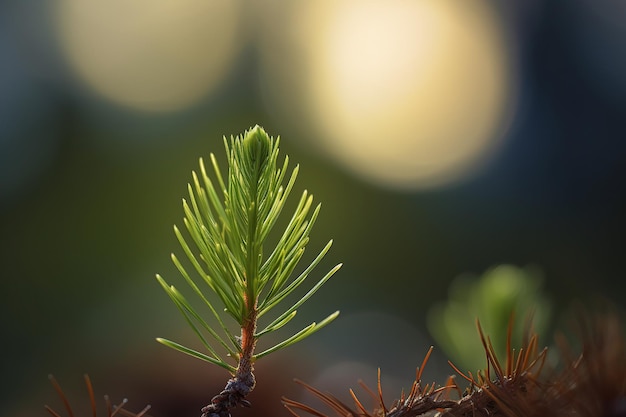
left=156, top=125, right=342, bottom=417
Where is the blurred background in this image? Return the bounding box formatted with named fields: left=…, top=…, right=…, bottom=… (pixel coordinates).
left=1, top=0, right=626, bottom=416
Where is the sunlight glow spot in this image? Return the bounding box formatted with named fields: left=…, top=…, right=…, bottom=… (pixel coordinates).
left=260, top=0, right=514, bottom=190
left=54, top=0, right=243, bottom=113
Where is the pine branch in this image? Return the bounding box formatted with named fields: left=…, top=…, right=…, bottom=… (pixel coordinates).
left=156, top=125, right=341, bottom=417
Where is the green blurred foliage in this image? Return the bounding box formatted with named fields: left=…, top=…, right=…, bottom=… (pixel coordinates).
left=428, top=264, right=551, bottom=372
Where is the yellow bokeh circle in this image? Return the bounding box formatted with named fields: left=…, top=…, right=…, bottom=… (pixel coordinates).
left=54, top=0, right=243, bottom=113
left=260, top=0, right=515, bottom=190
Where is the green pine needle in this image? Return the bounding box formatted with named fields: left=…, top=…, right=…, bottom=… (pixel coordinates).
left=156, top=125, right=341, bottom=373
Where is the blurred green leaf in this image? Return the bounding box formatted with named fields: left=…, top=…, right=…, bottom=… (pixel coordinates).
left=427, top=264, right=551, bottom=371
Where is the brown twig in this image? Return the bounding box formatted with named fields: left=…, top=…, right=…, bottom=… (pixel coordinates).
left=201, top=299, right=258, bottom=417
left=282, top=310, right=626, bottom=417
left=45, top=374, right=151, bottom=417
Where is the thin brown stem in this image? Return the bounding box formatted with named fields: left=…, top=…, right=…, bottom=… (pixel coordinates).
left=201, top=297, right=258, bottom=417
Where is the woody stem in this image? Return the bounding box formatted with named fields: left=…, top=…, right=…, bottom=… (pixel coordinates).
left=200, top=298, right=258, bottom=417
left=237, top=296, right=258, bottom=381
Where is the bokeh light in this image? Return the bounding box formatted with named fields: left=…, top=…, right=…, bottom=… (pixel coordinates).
left=259, top=0, right=514, bottom=190
left=53, top=0, right=244, bottom=113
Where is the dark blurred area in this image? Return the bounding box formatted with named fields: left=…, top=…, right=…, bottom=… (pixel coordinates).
left=2, top=1, right=626, bottom=416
